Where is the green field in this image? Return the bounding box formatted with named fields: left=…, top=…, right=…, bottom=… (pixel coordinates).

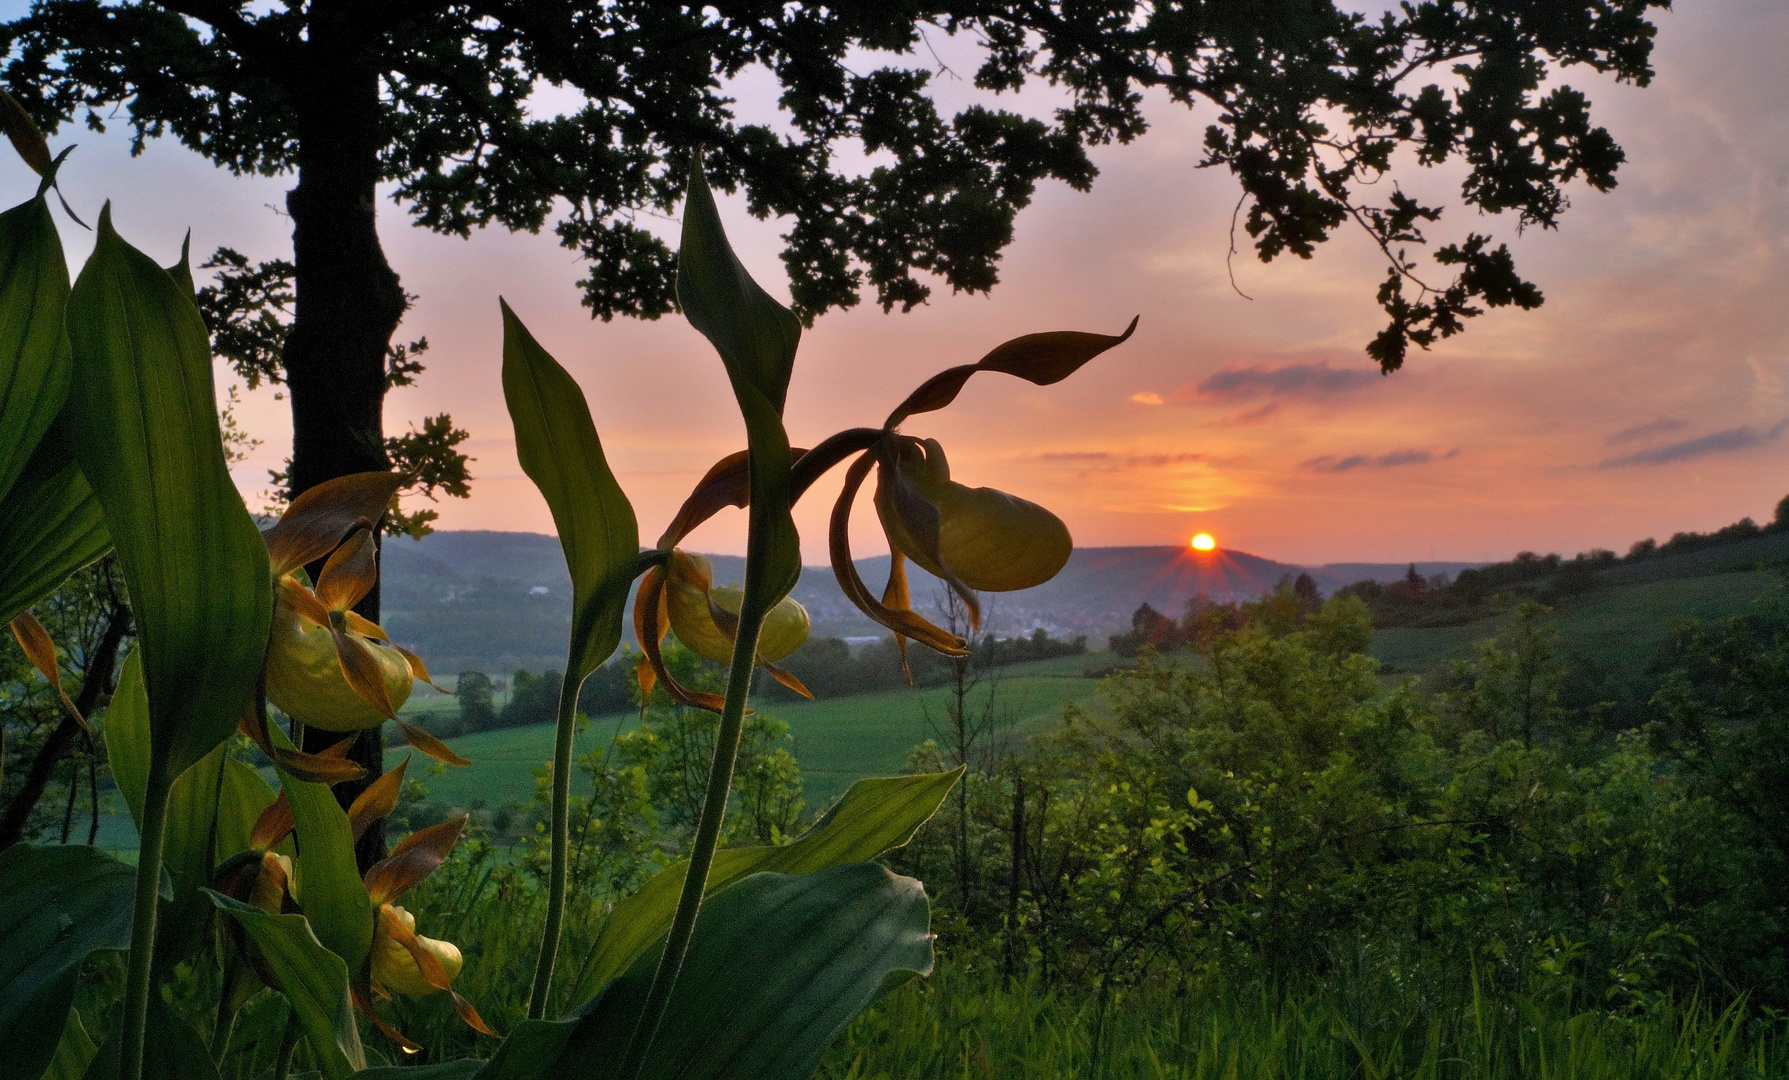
left=1372, top=570, right=1772, bottom=685
left=392, top=654, right=1104, bottom=814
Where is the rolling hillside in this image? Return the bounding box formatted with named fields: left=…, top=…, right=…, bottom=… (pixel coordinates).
left=380, top=530, right=1477, bottom=676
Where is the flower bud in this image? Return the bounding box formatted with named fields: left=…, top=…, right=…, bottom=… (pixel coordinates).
left=371, top=904, right=464, bottom=998
left=664, top=550, right=810, bottom=664
left=265, top=589, right=413, bottom=731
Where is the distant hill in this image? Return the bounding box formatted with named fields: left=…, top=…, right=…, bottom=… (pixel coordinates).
left=378, top=530, right=1480, bottom=677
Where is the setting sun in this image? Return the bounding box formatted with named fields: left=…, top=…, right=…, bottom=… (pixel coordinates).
left=1191, top=533, right=1216, bottom=552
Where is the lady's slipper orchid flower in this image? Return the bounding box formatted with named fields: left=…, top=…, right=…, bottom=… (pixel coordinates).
left=635, top=317, right=1136, bottom=691
left=257, top=472, right=466, bottom=766
left=873, top=437, right=1071, bottom=594
left=358, top=815, right=493, bottom=1039
left=633, top=548, right=813, bottom=711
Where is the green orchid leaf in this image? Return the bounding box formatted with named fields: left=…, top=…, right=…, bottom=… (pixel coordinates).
left=675, top=160, right=802, bottom=414
left=0, top=420, right=109, bottom=625
left=164, top=231, right=193, bottom=295
left=734, top=382, right=802, bottom=611
left=268, top=721, right=374, bottom=975
left=207, top=892, right=366, bottom=1080
left=102, top=648, right=231, bottom=969
left=84, top=996, right=222, bottom=1080
left=0, top=190, right=72, bottom=508
left=570, top=768, right=961, bottom=1004
left=677, top=166, right=804, bottom=612
left=0, top=844, right=161, bottom=1080
left=44, top=1005, right=98, bottom=1080
left=103, top=647, right=149, bottom=825
left=547, top=864, right=934, bottom=1080
left=498, top=300, right=640, bottom=688
left=63, top=203, right=272, bottom=778
left=215, top=754, right=278, bottom=862
left=154, top=741, right=228, bottom=971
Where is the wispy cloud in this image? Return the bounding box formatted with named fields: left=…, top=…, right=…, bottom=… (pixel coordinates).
left=1214, top=402, right=1282, bottom=426
left=1130, top=391, right=1164, bottom=405
left=1606, top=417, right=1688, bottom=445
left=1302, top=448, right=1458, bottom=474
left=1033, top=450, right=1218, bottom=473
left=1177, top=361, right=1380, bottom=403
left=1597, top=420, right=1789, bottom=468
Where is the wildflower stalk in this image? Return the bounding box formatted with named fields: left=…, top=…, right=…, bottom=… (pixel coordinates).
left=526, top=680, right=584, bottom=1018
left=119, top=756, right=172, bottom=1080
left=621, top=546, right=769, bottom=1076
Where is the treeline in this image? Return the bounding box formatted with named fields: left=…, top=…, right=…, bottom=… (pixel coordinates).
left=427, top=627, right=1089, bottom=734
left=1337, top=494, right=1789, bottom=628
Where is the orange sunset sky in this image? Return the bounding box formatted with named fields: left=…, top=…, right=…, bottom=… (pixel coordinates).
left=4, top=0, right=1785, bottom=567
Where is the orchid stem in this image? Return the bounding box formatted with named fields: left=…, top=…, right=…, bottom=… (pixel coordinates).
left=622, top=598, right=766, bottom=1077
left=526, top=678, right=583, bottom=1019
left=119, top=755, right=172, bottom=1080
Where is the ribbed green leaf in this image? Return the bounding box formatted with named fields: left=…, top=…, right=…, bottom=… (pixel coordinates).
left=676, top=165, right=802, bottom=607
left=569, top=769, right=960, bottom=1005
left=103, top=660, right=237, bottom=969
left=155, top=741, right=228, bottom=969
left=498, top=300, right=639, bottom=687
left=102, top=648, right=148, bottom=826
left=540, top=864, right=933, bottom=1080
left=207, top=892, right=366, bottom=1080
left=675, top=162, right=801, bottom=414
left=44, top=1005, right=97, bottom=1080
left=0, top=418, right=108, bottom=625
left=0, top=845, right=158, bottom=1080
left=267, top=722, right=373, bottom=975
left=0, top=191, right=71, bottom=507
left=63, top=204, right=271, bottom=778
left=215, top=755, right=277, bottom=862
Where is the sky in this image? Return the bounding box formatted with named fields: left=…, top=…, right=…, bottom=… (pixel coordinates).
left=3, top=1, right=1785, bottom=566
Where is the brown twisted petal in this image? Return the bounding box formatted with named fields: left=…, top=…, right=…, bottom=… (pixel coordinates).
left=393, top=644, right=450, bottom=694
left=634, top=563, right=728, bottom=714
left=762, top=659, right=813, bottom=699
left=394, top=717, right=470, bottom=766
left=249, top=789, right=294, bottom=852
left=342, top=610, right=388, bottom=641
left=278, top=577, right=334, bottom=629
left=364, top=815, right=466, bottom=905
left=9, top=611, right=85, bottom=730
left=632, top=566, right=667, bottom=705
left=881, top=553, right=913, bottom=685
left=262, top=472, right=405, bottom=577
left=332, top=628, right=399, bottom=719
left=351, top=984, right=422, bottom=1054
left=315, top=528, right=378, bottom=612
left=657, top=450, right=751, bottom=550
left=348, top=756, right=409, bottom=842
left=829, top=453, right=967, bottom=658
left=884, top=317, right=1138, bottom=429
left=659, top=430, right=881, bottom=551
left=238, top=701, right=366, bottom=785
left=452, top=990, right=496, bottom=1037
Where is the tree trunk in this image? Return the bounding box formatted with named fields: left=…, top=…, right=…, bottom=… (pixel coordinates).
left=283, top=14, right=406, bottom=870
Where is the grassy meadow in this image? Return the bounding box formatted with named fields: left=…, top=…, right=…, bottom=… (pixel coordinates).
left=390, top=653, right=1104, bottom=814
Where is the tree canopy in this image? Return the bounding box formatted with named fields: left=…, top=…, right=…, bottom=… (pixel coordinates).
left=5, top=1, right=1667, bottom=369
